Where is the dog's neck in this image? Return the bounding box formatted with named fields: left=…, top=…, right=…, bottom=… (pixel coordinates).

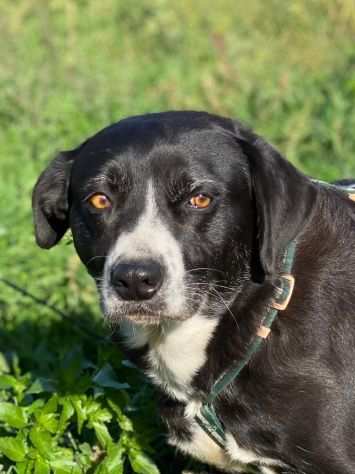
left=120, top=315, right=220, bottom=401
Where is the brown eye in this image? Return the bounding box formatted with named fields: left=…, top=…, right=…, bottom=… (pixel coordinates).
left=189, top=194, right=212, bottom=209
left=88, top=193, right=112, bottom=210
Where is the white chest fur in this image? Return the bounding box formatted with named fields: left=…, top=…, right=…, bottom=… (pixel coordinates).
left=120, top=317, right=284, bottom=473
left=147, top=315, right=219, bottom=400
left=120, top=314, right=219, bottom=400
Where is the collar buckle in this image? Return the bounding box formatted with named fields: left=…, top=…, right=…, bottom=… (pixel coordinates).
left=271, top=273, right=295, bottom=311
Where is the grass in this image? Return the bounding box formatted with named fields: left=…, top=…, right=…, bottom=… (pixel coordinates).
left=0, top=0, right=354, bottom=472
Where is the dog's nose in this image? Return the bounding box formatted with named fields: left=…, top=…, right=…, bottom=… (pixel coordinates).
left=110, top=261, right=164, bottom=301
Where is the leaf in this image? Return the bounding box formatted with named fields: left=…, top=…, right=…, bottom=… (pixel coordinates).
left=49, top=449, right=81, bottom=474
left=58, top=398, right=75, bottom=433
left=0, top=374, right=18, bottom=390
left=10, top=352, right=21, bottom=377
left=71, top=396, right=87, bottom=434
left=121, top=359, right=137, bottom=369
left=16, top=460, right=35, bottom=474
left=89, top=407, right=112, bottom=425
left=108, top=399, right=133, bottom=432
left=93, top=364, right=130, bottom=390
left=43, top=394, right=59, bottom=414
left=49, top=459, right=81, bottom=474
left=76, top=442, right=93, bottom=467
left=34, top=457, right=50, bottom=474
left=98, top=442, right=125, bottom=473
left=29, top=427, right=53, bottom=460
left=0, top=435, right=27, bottom=462
left=0, top=374, right=28, bottom=399
left=92, top=421, right=112, bottom=449
left=24, top=398, right=45, bottom=416
left=0, top=353, right=10, bottom=373
left=0, top=402, right=27, bottom=429
left=128, top=450, right=160, bottom=474
left=37, top=413, right=59, bottom=433
left=27, top=377, right=57, bottom=395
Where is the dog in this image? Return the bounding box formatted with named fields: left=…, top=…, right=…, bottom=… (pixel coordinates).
left=32, top=111, right=355, bottom=474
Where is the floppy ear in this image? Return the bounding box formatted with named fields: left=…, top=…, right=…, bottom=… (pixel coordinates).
left=32, top=150, right=76, bottom=249
left=235, top=127, right=316, bottom=276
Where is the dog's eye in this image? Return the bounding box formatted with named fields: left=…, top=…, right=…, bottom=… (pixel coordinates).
left=87, top=193, right=112, bottom=210
left=189, top=194, right=212, bottom=209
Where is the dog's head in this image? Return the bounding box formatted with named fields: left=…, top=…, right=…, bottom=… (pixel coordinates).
left=32, top=112, right=315, bottom=326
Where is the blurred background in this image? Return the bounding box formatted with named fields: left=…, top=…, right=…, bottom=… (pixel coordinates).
left=0, top=1, right=355, bottom=472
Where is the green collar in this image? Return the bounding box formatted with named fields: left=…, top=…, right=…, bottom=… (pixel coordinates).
left=195, top=239, right=297, bottom=449
left=194, top=181, right=355, bottom=465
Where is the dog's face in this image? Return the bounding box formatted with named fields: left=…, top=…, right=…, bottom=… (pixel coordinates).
left=32, top=112, right=314, bottom=326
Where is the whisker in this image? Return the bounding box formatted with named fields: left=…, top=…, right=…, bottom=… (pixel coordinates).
left=186, top=267, right=226, bottom=275
left=209, top=287, right=239, bottom=330
left=86, top=255, right=108, bottom=266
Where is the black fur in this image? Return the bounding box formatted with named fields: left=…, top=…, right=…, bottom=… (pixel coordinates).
left=32, top=111, right=355, bottom=474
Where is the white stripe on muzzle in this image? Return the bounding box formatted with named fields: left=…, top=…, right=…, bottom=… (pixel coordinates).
left=102, top=180, right=186, bottom=318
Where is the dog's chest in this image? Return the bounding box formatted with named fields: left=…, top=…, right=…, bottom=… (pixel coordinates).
left=120, top=318, right=283, bottom=473
left=169, top=400, right=282, bottom=473
left=119, top=315, right=219, bottom=400
left=146, top=315, right=219, bottom=400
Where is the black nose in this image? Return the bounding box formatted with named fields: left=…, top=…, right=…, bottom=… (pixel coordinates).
left=110, top=261, right=164, bottom=301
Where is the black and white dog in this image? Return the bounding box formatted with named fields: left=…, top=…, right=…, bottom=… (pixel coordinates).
left=32, top=112, right=355, bottom=474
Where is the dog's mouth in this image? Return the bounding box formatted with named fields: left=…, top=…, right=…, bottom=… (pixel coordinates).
left=101, top=298, right=191, bottom=327
left=113, top=306, right=164, bottom=326
left=108, top=311, right=191, bottom=327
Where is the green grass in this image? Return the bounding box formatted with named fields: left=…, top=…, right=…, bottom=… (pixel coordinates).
left=0, top=0, right=355, bottom=472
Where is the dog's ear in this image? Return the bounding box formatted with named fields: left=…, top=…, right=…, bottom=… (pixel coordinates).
left=32, top=149, right=77, bottom=249
left=234, top=126, right=316, bottom=276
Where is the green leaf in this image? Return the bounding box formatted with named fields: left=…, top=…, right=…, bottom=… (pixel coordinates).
left=31, top=396, right=59, bottom=432
left=49, top=460, right=81, bottom=474
left=34, top=456, right=50, bottom=474
left=0, top=353, right=10, bottom=373
left=58, top=398, right=75, bottom=433
left=72, top=396, right=112, bottom=437
left=27, top=377, right=57, bottom=395
left=37, top=413, right=59, bottom=433
left=129, top=450, right=160, bottom=474
left=16, top=460, right=35, bottom=474
left=71, top=396, right=87, bottom=434
left=89, top=407, right=112, bottom=425
left=0, top=373, right=28, bottom=399
left=29, top=427, right=53, bottom=459
left=10, top=352, right=21, bottom=377
left=44, top=395, right=58, bottom=413
left=49, top=451, right=81, bottom=474
left=92, top=421, right=113, bottom=448
left=98, top=442, right=125, bottom=473
left=24, top=399, right=45, bottom=416
left=0, top=402, right=27, bottom=428
left=0, top=374, right=17, bottom=389
left=93, top=364, right=130, bottom=390
left=108, top=399, right=133, bottom=432
left=76, top=442, right=93, bottom=467
left=0, top=435, right=27, bottom=462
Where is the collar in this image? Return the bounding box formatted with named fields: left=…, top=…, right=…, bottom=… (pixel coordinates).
left=194, top=181, right=355, bottom=457
left=195, top=240, right=297, bottom=449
